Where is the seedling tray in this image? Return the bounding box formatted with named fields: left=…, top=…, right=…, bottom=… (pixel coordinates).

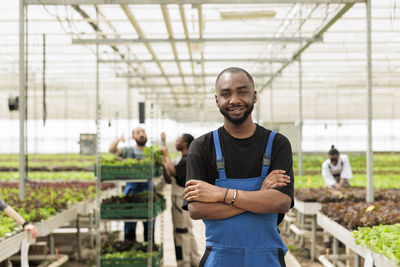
left=96, top=164, right=161, bottom=181
left=101, top=245, right=163, bottom=267
left=101, top=198, right=166, bottom=219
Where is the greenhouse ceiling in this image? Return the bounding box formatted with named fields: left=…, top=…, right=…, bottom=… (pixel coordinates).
left=0, top=0, right=399, bottom=123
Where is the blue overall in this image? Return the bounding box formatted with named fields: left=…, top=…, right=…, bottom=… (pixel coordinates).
left=200, top=130, right=287, bottom=267
left=123, top=147, right=154, bottom=241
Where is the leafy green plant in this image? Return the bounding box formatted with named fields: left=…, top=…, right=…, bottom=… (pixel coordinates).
left=0, top=181, right=114, bottom=238
left=352, top=224, right=400, bottom=265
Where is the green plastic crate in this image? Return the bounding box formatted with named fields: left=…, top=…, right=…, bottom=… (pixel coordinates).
left=101, top=245, right=163, bottom=267
left=101, top=197, right=166, bottom=219
left=95, top=164, right=161, bottom=181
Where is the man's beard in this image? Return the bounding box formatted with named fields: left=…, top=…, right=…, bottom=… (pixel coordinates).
left=219, top=103, right=254, bottom=125
left=136, top=138, right=147, bottom=146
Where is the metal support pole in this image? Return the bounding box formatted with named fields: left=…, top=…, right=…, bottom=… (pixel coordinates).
left=298, top=54, right=304, bottom=176
left=76, top=215, right=81, bottom=261
left=49, top=234, right=55, bottom=255
left=311, top=215, right=317, bottom=261
left=299, top=213, right=305, bottom=246
left=354, top=254, right=360, bottom=267
left=147, top=102, right=155, bottom=267
left=95, top=18, right=102, bottom=267
left=332, top=237, right=339, bottom=266
left=256, top=96, right=261, bottom=125
left=19, top=0, right=26, bottom=200
left=365, top=0, right=374, bottom=202
left=269, top=82, right=273, bottom=130
left=127, top=77, right=132, bottom=146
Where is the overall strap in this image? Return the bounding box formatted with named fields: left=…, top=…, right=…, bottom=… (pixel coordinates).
left=129, top=147, right=136, bottom=159
left=212, top=130, right=227, bottom=179
left=261, top=131, right=276, bottom=178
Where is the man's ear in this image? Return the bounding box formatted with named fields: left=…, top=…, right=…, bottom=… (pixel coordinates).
left=215, top=94, right=219, bottom=106
left=253, top=90, right=257, bottom=104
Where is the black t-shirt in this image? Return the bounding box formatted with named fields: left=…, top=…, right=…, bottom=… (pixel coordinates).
left=174, top=155, right=187, bottom=188
left=184, top=124, right=294, bottom=225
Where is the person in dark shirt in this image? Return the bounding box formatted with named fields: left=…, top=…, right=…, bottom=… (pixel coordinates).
left=161, top=132, right=201, bottom=267
left=183, top=67, right=294, bottom=267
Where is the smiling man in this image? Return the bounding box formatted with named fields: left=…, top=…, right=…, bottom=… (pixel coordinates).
left=183, top=67, right=294, bottom=267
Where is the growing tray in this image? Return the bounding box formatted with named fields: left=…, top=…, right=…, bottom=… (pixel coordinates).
left=96, top=164, right=161, bottom=181
left=101, top=198, right=166, bottom=219
left=317, top=212, right=398, bottom=267
left=101, top=245, right=163, bottom=267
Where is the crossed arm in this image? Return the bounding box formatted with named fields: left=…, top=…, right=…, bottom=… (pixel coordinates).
left=184, top=170, right=292, bottom=220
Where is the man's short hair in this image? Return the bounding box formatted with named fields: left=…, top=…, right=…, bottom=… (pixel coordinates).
left=215, top=67, right=255, bottom=88
left=182, top=133, right=194, bottom=148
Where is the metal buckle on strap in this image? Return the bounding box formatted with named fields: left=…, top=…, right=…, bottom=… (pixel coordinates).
left=216, top=157, right=225, bottom=170
left=263, top=154, right=271, bottom=167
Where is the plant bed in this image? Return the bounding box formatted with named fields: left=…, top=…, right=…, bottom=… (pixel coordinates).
left=101, top=241, right=162, bottom=267
left=101, top=192, right=166, bottom=219
left=320, top=200, right=400, bottom=230
left=97, top=164, right=161, bottom=181
left=353, top=224, right=400, bottom=265
left=295, top=187, right=400, bottom=203
left=0, top=181, right=114, bottom=238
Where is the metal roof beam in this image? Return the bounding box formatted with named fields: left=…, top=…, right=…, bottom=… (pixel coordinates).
left=160, top=5, right=187, bottom=91
left=259, top=3, right=356, bottom=93
left=73, top=37, right=321, bottom=44
left=129, top=83, right=213, bottom=88
left=101, top=58, right=290, bottom=64
left=120, top=4, right=179, bottom=104
left=139, top=91, right=209, bottom=95
left=118, top=73, right=273, bottom=78
left=26, top=0, right=365, bottom=5
left=179, top=4, right=195, bottom=76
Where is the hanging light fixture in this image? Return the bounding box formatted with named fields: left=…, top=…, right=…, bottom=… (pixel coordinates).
left=219, top=10, right=276, bottom=20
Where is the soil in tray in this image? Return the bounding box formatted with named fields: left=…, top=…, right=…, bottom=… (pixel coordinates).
left=101, top=240, right=159, bottom=255
left=101, top=191, right=164, bottom=204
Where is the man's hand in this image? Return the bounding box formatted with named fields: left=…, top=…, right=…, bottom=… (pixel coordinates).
left=161, top=132, right=166, bottom=147
left=261, top=170, right=290, bottom=190
left=184, top=180, right=225, bottom=203
left=25, top=224, right=38, bottom=239
left=159, top=146, right=168, bottom=156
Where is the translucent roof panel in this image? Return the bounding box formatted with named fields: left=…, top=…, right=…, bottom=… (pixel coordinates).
left=0, top=1, right=399, bottom=122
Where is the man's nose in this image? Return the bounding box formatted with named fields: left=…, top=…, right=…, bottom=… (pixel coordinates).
left=229, top=93, right=241, bottom=104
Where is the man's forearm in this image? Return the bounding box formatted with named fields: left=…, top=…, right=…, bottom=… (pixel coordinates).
left=226, top=189, right=291, bottom=214
left=188, top=201, right=245, bottom=220
left=108, top=138, right=121, bottom=153
left=163, top=153, right=176, bottom=176
left=185, top=180, right=291, bottom=214
left=161, top=163, right=172, bottom=184
left=4, top=206, right=25, bottom=225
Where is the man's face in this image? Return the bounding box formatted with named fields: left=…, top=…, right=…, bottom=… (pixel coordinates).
left=330, top=154, right=339, bottom=166
left=132, top=127, right=147, bottom=146
left=215, top=71, right=256, bottom=125
left=175, top=135, right=185, bottom=151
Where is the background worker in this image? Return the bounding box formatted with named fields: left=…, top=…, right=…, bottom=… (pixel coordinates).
left=321, top=145, right=353, bottom=189
left=109, top=126, right=154, bottom=242
left=0, top=198, right=38, bottom=239
left=160, top=132, right=201, bottom=267
left=183, top=67, right=293, bottom=266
